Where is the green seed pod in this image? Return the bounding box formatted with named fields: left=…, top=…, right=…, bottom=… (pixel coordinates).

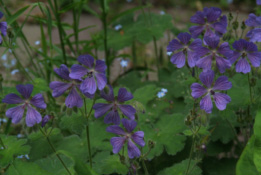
left=232, top=20, right=239, bottom=30
left=241, top=21, right=246, bottom=30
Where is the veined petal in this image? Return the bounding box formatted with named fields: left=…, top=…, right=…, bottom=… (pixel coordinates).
left=69, top=64, right=88, bottom=80
left=93, top=103, right=113, bottom=118
left=49, top=81, right=72, bottom=97
left=167, top=39, right=183, bottom=52
left=65, top=87, right=83, bottom=108
left=131, top=131, right=145, bottom=147
left=216, top=56, right=231, bottom=73
left=206, top=7, right=222, bottom=22
left=0, top=21, right=7, bottom=36
left=54, top=64, right=71, bottom=80
left=30, top=93, right=47, bottom=109
left=117, top=88, right=133, bottom=102
left=229, top=51, right=240, bottom=64
left=218, top=42, right=233, bottom=58
left=95, top=73, right=107, bottom=91
left=200, top=94, right=213, bottom=113
left=248, top=52, right=261, bottom=67
left=110, top=137, right=126, bottom=154
left=6, top=105, right=25, bottom=124
left=245, top=13, right=261, bottom=27
left=199, top=69, right=215, bottom=88
left=196, top=55, right=212, bottom=71
left=213, top=76, right=232, bottom=91
left=16, top=84, right=33, bottom=99
left=177, top=32, right=191, bottom=44
left=0, top=11, right=3, bottom=19
left=189, top=26, right=204, bottom=38
left=127, top=139, right=141, bottom=159
left=118, top=105, right=136, bottom=120
left=2, top=93, right=23, bottom=104
left=246, top=41, right=258, bottom=52
left=204, top=36, right=220, bottom=48
left=25, top=105, right=42, bottom=127
left=187, top=51, right=198, bottom=68
left=100, top=85, right=115, bottom=102
left=80, top=76, right=97, bottom=94
left=122, top=118, right=137, bottom=133
left=191, top=83, right=207, bottom=98
left=104, top=110, right=121, bottom=125
left=213, top=93, right=231, bottom=111
left=77, top=55, right=94, bottom=68
left=235, top=58, right=251, bottom=74
left=170, top=51, right=186, bottom=68
left=106, top=125, right=126, bottom=135
left=95, top=60, right=107, bottom=73
left=247, top=28, right=261, bottom=42
left=232, top=39, right=247, bottom=51
left=190, top=11, right=205, bottom=24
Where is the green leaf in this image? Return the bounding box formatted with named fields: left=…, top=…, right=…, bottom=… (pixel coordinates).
left=141, top=114, right=187, bottom=159
left=203, top=157, right=237, bottom=175
left=93, top=151, right=128, bottom=174
left=0, top=135, right=30, bottom=167
left=32, top=78, right=49, bottom=93
left=253, top=110, right=261, bottom=172
left=6, top=160, right=49, bottom=175
left=157, top=159, right=202, bottom=175
left=236, top=136, right=259, bottom=175
left=59, top=115, right=87, bottom=135
left=6, top=6, right=30, bottom=25
left=133, top=84, right=160, bottom=105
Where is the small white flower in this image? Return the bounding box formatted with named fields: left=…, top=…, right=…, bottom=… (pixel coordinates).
left=0, top=118, right=7, bottom=123
left=17, top=134, right=24, bottom=138
left=1, top=54, right=7, bottom=61
left=11, top=69, right=19, bottom=75
left=8, top=49, right=12, bottom=53
left=120, top=59, right=128, bottom=68
left=161, top=88, right=168, bottom=93
left=160, top=11, right=165, bottom=15
left=24, top=154, right=30, bottom=160
left=35, top=40, right=40, bottom=45
left=11, top=59, right=16, bottom=66
left=114, top=24, right=122, bottom=31
left=17, top=155, right=24, bottom=159
left=157, top=91, right=165, bottom=98
left=167, top=51, right=172, bottom=56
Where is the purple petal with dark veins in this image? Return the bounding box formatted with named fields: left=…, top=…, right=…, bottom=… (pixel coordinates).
left=117, top=88, right=133, bottom=102
left=189, top=25, right=204, bottom=38
left=248, top=52, right=261, bottom=67
left=49, top=81, right=72, bottom=97
left=213, top=93, right=231, bottom=111
left=16, top=84, right=33, bottom=99
left=69, top=64, right=88, bottom=80
left=30, top=93, right=47, bottom=109
left=118, top=105, right=136, bottom=120
left=2, top=93, right=23, bottom=104
left=106, top=125, right=126, bottom=135
left=65, top=87, right=83, bottom=108
left=110, top=137, right=126, bottom=154
left=77, top=55, right=94, bottom=68
left=25, top=105, right=42, bottom=127
left=200, top=94, right=213, bottom=113
left=100, top=85, right=115, bottom=102
left=213, top=76, right=232, bottom=91
left=191, top=83, right=207, bottom=98
left=54, top=64, right=71, bottom=80
left=95, top=73, right=107, bottom=91
left=216, top=56, right=231, bottom=73
left=190, top=11, right=205, bottom=24
left=95, top=60, right=107, bottom=73
left=6, top=105, right=25, bottom=124
left=122, top=118, right=137, bottom=133
left=167, top=39, right=183, bottom=52
left=235, top=58, right=251, bottom=74
left=127, top=139, right=141, bottom=159
left=80, top=76, right=97, bottom=94
left=93, top=103, right=113, bottom=118
left=170, top=51, right=186, bottom=68
left=196, top=55, right=212, bottom=71
left=199, top=69, right=215, bottom=88
left=177, top=32, right=191, bottom=44
left=104, top=110, right=121, bottom=125
left=131, top=131, right=145, bottom=147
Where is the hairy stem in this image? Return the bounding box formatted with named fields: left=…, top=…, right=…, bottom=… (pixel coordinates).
left=141, top=159, right=149, bottom=175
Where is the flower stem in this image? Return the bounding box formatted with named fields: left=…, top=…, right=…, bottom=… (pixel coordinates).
left=141, top=159, right=149, bottom=175
left=39, top=127, right=72, bottom=175
left=0, top=137, right=6, bottom=149
left=247, top=73, right=253, bottom=103
left=185, top=136, right=195, bottom=175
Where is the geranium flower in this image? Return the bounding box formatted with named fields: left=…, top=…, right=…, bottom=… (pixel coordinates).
left=189, top=7, right=227, bottom=38
left=93, top=86, right=136, bottom=125
left=230, top=39, right=261, bottom=74
left=106, top=119, right=145, bottom=159
left=69, top=55, right=107, bottom=95
left=245, top=13, right=261, bottom=42
left=0, top=11, right=7, bottom=44
left=2, top=84, right=46, bottom=127
left=190, top=70, right=232, bottom=113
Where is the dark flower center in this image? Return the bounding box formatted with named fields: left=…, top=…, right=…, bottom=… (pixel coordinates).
left=87, top=71, right=93, bottom=78
left=242, top=51, right=247, bottom=58
left=210, top=90, right=215, bottom=95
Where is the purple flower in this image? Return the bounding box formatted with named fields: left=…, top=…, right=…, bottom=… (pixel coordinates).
left=69, top=55, right=107, bottom=95
left=0, top=11, right=7, bottom=44
left=191, top=70, right=232, bottom=113
left=189, top=7, right=227, bottom=38
left=50, top=64, right=92, bottom=108
left=106, top=119, right=145, bottom=159
left=93, top=86, right=136, bottom=125
left=245, top=13, right=261, bottom=42
left=196, top=36, right=232, bottom=73
left=2, top=84, right=46, bottom=127
left=167, top=32, right=205, bottom=68
left=257, top=0, right=261, bottom=5
left=41, top=115, right=51, bottom=127
left=229, top=39, right=261, bottom=74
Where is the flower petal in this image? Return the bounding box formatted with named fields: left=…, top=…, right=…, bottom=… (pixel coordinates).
left=54, top=64, right=71, bottom=80
left=49, top=81, right=72, bottom=97
left=95, top=60, right=107, bottom=73
left=77, top=55, right=94, bottom=68
left=200, top=94, right=213, bottom=113
left=199, top=70, right=215, bottom=88
left=104, top=110, right=121, bottom=125
left=6, top=105, right=25, bottom=124
left=245, top=41, right=258, bottom=52
left=26, top=106, right=42, bottom=127
left=16, top=84, right=33, bottom=99
left=206, top=7, right=222, bottom=22
left=190, top=11, right=205, bottom=24
left=65, top=87, right=83, bottom=108
left=2, top=93, right=23, bottom=104
left=131, top=131, right=145, bottom=147
left=117, top=88, right=133, bottom=102
left=106, top=125, right=126, bottom=135
left=100, top=85, right=115, bottom=102
left=189, top=26, right=204, bottom=38
left=187, top=51, right=198, bottom=68
left=247, top=28, right=261, bottom=42
left=0, top=22, right=7, bottom=36
left=177, top=32, right=191, bottom=44
left=69, top=64, right=88, bottom=80
left=204, top=36, right=220, bottom=48
left=213, top=93, right=231, bottom=111
left=118, top=105, right=136, bottom=120
left=235, top=58, right=251, bottom=74
left=110, top=137, right=126, bottom=154
left=191, top=83, right=207, bottom=98
left=30, top=94, right=46, bottom=109
left=216, top=56, right=231, bottom=73
left=248, top=52, right=261, bottom=67
left=93, top=103, right=113, bottom=118
left=245, top=13, right=261, bottom=27
left=127, top=139, right=141, bottom=159
left=229, top=51, right=241, bottom=64
left=170, top=51, right=186, bottom=68
left=218, top=42, right=233, bottom=58
left=167, top=39, right=182, bottom=52
left=95, top=73, right=107, bottom=91
left=213, top=76, right=232, bottom=91
left=196, top=55, right=212, bottom=71
left=122, top=118, right=137, bottom=133
left=80, top=76, right=97, bottom=94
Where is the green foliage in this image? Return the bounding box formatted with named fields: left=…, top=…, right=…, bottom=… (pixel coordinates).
left=133, top=84, right=160, bottom=105
left=59, top=115, right=87, bottom=135
left=157, top=159, right=202, bottom=175
left=0, top=135, right=30, bottom=168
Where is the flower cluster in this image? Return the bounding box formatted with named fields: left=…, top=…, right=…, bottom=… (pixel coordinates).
left=0, top=11, right=7, bottom=44
left=167, top=7, right=261, bottom=113
left=157, top=88, right=168, bottom=98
